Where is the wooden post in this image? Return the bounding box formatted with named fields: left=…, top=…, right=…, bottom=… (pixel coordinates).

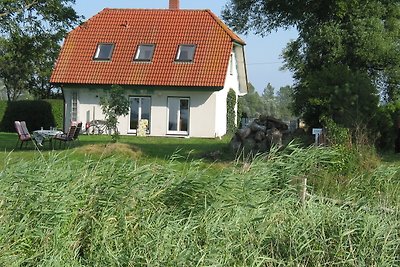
left=300, top=177, right=307, bottom=204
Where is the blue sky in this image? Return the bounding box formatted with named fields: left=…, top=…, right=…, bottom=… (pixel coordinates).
left=73, top=0, right=298, bottom=93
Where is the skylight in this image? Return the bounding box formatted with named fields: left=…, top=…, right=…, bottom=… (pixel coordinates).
left=175, top=45, right=196, bottom=62
left=134, top=44, right=155, bottom=62
left=94, top=43, right=114, bottom=60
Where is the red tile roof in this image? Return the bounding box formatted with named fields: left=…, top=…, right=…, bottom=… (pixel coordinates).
left=50, top=8, right=245, bottom=88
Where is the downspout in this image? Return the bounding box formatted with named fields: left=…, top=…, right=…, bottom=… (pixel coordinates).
left=61, top=84, right=66, bottom=132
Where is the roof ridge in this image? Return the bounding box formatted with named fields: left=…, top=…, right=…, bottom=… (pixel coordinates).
left=205, top=9, right=245, bottom=45
left=78, top=8, right=110, bottom=30
left=102, top=8, right=209, bottom=11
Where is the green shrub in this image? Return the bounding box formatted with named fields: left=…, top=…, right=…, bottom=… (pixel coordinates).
left=321, top=116, right=351, bottom=146
left=236, top=95, right=243, bottom=127
left=0, top=101, right=7, bottom=124
left=44, top=99, right=63, bottom=129
left=321, top=116, right=380, bottom=176
left=371, top=101, right=400, bottom=151
left=0, top=100, right=56, bottom=132
left=226, top=89, right=236, bottom=133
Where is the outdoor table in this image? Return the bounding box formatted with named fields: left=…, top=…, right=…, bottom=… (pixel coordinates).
left=32, top=129, right=63, bottom=147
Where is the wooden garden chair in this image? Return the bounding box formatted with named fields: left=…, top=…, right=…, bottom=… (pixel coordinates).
left=14, top=121, right=33, bottom=149
left=72, top=122, right=83, bottom=145
left=53, top=125, right=77, bottom=148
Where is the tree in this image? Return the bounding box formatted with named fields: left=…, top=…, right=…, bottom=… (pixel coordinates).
left=100, top=85, right=130, bottom=142
left=238, top=83, right=265, bottom=118
left=0, top=0, right=80, bottom=101
left=223, top=0, right=400, bottom=128
left=261, top=83, right=276, bottom=117
left=28, top=33, right=64, bottom=99
left=293, top=65, right=379, bottom=128
left=0, top=0, right=79, bottom=35
left=0, top=33, right=34, bottom=101
left=275, top=85, right=294, bottom=121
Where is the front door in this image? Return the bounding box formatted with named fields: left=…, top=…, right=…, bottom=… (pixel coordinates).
left=167, top=97, right=189, bottom=135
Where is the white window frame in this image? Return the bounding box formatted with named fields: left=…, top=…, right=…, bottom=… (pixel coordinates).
left=128, top=96, right=151, bottom=134
left=134, top=44, right=155, bottom=62
left=167, top=97, right=190, bottom=135
left=71, top=91, right=78, bottom=122
left=94, top=43, right=115, bottom=60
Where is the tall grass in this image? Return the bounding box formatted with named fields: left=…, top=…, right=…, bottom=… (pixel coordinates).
left=0, top=145, right=399, bottom=266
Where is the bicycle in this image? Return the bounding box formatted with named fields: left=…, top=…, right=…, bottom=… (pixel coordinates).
left=86, top=120, right=107, bottom=134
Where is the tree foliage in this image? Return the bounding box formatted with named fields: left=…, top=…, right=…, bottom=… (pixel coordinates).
left=261, top=83, right=277, bottom=117
left=294, top=65, right=379, bottom=128
left=0, top=33, right=33, bottom=101
left=0, top=0, right=79, bottom=35
left=239, top=82, right=295, bottom=121
left=223, top=0, right=400, bottom=132
left=100, top=85, right=130, bottom=142
left=276, top=85, right=294, bottom=121
left=239, top=83, right=264, bottom=118
left=0, top=0, right=80, bottom=101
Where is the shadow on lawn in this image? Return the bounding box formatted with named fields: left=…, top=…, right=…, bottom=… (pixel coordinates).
left=135, top=142, right=232, bottom=162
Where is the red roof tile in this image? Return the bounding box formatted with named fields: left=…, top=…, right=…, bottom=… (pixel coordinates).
left=50, top=8, right=245, bottom=88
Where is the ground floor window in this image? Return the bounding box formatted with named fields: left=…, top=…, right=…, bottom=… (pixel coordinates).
left=168, top=97, right=189, bottom=135
left=129, top=97, right=151, bottom=132
left=71, top=92, right=78, bottom=122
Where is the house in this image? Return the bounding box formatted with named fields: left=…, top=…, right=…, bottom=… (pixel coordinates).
left=50, top=0, right=248, bottom=138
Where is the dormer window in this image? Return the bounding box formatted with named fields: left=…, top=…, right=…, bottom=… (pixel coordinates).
left=94, top=43, right=114, bottom=60
left=175, top=44, right=196, bottom=62
left=134, top=44, right=155, bottom=62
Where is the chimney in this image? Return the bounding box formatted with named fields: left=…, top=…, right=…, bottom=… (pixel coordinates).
left=169, top=0, right=179, bottom=10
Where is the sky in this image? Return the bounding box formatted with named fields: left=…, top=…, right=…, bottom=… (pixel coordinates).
left=72, top=0, right=298, bottom=93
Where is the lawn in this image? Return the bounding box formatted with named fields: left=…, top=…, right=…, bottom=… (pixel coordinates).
left=0, top=132, right=233, bottom=168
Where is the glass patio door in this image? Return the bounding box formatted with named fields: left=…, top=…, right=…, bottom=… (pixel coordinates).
left=129, top=97, right=151, bottom=133
left=168, top=97, right=189, bottom=135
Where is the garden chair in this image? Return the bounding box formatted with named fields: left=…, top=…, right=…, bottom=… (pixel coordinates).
left=72, top=122, right=83, bottom=145
left=53, top=124, right=77, bottom=148
left=15, top=121, right=33, bottom=148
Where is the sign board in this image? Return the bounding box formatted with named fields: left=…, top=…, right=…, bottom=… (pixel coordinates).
left=312, top=128, right=322, bottom=135
left=312, top=128, right=323, bottom=146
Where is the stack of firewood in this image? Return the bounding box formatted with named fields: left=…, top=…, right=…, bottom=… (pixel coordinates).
left=230, top=115, right=288, bottom=153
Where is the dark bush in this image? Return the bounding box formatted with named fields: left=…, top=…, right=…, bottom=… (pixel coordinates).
left=0, top=100, right=58, bottom=132
left=44, top=99, right=63, bottom=130
left=226, top=89, right=236, bottom=133
left=367, top=101, right=400, bottom=151
left=0, top=101, right=6, bottom=122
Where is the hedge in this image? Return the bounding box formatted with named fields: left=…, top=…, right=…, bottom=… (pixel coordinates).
left=0, top=100, right=63, bottom=133
left=226, top=89, right=237, bottom=134
left=44, top=99, right=64, bottom=131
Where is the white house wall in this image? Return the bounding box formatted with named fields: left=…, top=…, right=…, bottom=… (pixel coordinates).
left=63, top=87, right=218, bottom=138
left=214, top=46, right=244, bottom=136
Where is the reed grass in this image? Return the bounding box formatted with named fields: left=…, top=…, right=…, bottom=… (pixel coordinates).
left=0, top=144, right=399, bottom=266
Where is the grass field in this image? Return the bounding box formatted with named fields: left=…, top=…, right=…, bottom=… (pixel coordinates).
left=0, top=132, right=399, bottom=266
left=0, top=132, right=232, bottom=168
